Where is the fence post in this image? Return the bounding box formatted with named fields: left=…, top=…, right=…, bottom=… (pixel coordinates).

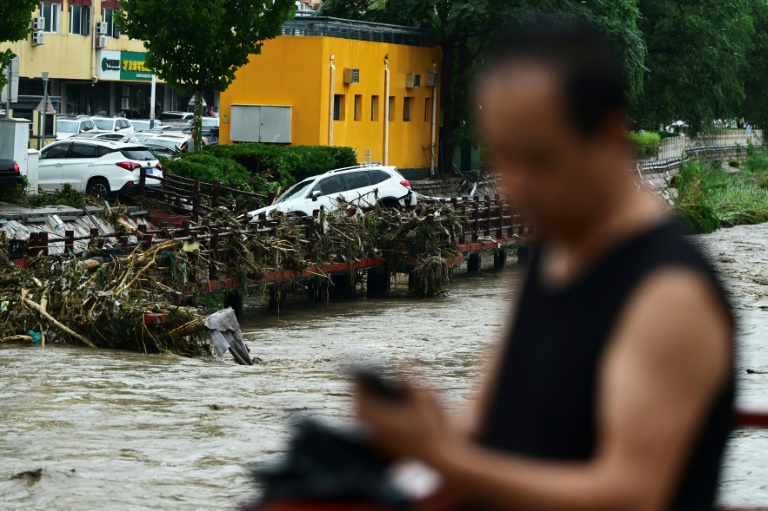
left=64, top=230, right=74, bottom=255
left=473, top=196, right=481, bottom=242
left=192, top=180, right=201, bottom=223
left=212, top=180, right=221, bottom=208
left=139, top=167, right=146, bottom=194
left=268, top=192, right=277, bottom=205
left=39, top=232, right=48, bottom=256
left=119, top=236, right=129, bottom=253
left=29, top=233, right=38, bottom=257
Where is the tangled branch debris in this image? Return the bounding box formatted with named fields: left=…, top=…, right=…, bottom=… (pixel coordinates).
left=0, top=201, right=468, bottom=356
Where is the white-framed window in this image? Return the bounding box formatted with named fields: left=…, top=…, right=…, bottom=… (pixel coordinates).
left=102, top=8, right=120, bottom=38
left=39, top=2, right=60, bottom=33
left=69, top=5, right=91, bottom=36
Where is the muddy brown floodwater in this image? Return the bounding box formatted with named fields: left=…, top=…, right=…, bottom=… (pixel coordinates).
left=1, top=224, right=767, bottom=510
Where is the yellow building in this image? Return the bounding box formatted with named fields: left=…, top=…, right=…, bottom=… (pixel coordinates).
left=220, top=18, right=441, bottom=174
left=0, top=0, right=197, bottom=119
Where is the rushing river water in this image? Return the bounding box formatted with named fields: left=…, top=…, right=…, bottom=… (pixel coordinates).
left=1, top=224, right=767, bottom=510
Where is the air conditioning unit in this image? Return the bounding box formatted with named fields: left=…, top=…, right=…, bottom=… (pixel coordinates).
left=31, top=31, right=44, bottom=46
left=426, top=72, right=440, bottom=87
left=95, top=35, right=108, bottom=49
left=343, top=68, right=360, bottom=85
left=32, top=17, right=45, bottom=31
left=406, top=73, right=422, bottom=89
left=95, top=21, right=108, bottom=35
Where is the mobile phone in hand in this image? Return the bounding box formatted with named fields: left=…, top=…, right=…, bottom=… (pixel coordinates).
left=350, top=365, right=407, bottom=401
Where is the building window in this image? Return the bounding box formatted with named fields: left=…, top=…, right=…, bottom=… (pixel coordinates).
left=425, top=98, right=432, bottom=122
left=103, top=8, right=120, bottom=38
left=371, top=95, right=379, bottom=121
left=388, top=96, right=395, bottom=122
left=40, top=2, right=60, bottom=33
left=333, top=94, right=345, bottom=121
left=354, top=95, right=362, bottom=121
left=403, top=97, right=414, bottom=122
left=70, top=5, right=91, bottom=36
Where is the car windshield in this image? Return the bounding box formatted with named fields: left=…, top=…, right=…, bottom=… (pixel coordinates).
left=275, top=180, right=315, bottom=204
left=149, top=139, right=183, bottom=149
left=93, top=119, right=115, bottom=130
left=132, top=121, right=150, bottom=131
left=120, top=147, right=156, bottom=161
left=57, top=120, right=79, bottom=134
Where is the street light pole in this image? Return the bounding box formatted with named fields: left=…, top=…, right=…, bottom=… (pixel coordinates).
left=150, top=74, right=156, bottom=129
left=37, top=72, right=49, bottom=150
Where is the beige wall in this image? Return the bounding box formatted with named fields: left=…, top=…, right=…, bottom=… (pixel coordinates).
left=0, top=0, right=147, bottom=81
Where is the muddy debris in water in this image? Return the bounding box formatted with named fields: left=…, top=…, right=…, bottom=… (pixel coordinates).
left=0, top=201, right=470, bottom=357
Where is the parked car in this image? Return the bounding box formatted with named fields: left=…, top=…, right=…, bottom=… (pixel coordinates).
left=0, top=159, right=23, bottom=197
left=90, top=117, right=136, bottom=135
left=125, top=133, right=158, bottom=144
left=70, top=132, right=129, bottom=142
left=56, top=117, right=98, bottom=140
left=248, top=165, right=416, bottom=219
left=144, top=142, right=180, bottom=159
left=142, top=133, right=191, bottom=151
left=38, top=140, right=163, bottom=198
left=158, top=111, right=194, bottom=123
left=130, top=119, right=163, bottom=132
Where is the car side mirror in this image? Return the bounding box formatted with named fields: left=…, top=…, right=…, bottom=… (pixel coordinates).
left=115, top=127, right=120, bottom=132
left=311, top=191, right=322, bottom=201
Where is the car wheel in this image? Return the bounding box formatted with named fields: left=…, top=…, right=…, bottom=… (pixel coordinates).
left=86, top=178, right=111, bottom=199
left=379, top=197, right=400, bottom=209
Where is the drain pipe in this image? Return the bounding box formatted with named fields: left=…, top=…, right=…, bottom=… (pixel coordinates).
left=328, top=55, right=335, bottom=147
left=90, top=11, right=98, bottom=82
left=430, top=62, right=438, bottom=177
left=384, top=57, right=390, bottom=166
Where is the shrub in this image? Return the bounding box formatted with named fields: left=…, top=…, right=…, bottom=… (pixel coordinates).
left=204, top=143, right=358, bottom=188
left=629, top=131, right=662, bottom=159
left=160, top=154, right=260, bottom=193
left=672, top=162, right=720, bottom=234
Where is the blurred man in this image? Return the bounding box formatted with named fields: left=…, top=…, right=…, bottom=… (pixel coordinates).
left=356, top=19, right=733, bottom=511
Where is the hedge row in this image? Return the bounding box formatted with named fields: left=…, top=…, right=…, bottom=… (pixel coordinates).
left=161, top=144, right=359, bottom=196
left=205, top=144, right=358, bottom=187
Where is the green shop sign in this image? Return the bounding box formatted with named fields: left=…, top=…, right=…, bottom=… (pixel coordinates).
left=120, top=52, right=152, bottom=81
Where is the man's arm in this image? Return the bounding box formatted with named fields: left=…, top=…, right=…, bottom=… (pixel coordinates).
left=358, top=269, right=731, bottom=511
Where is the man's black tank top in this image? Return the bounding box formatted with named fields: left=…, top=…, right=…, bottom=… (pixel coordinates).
left=481, top=220, right=734, bottom=510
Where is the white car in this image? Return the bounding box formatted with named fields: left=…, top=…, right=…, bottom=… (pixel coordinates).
left=70, top=132, right=129, bottom=142
left=38, top=139, right=163, bottom=198
left=142, top=133, right=191, bottom=151
left=56, top=118, right=98, bottom=140
left=249, top=165, right=416, bottom=219
left=130, top=119, right=163, bottom=132
left=91, top=117, right=136, bottom=135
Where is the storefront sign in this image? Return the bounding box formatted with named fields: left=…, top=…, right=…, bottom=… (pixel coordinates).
left=120, top=51, right=152, bottom=81
left=98, top=50, right=152, bottom=82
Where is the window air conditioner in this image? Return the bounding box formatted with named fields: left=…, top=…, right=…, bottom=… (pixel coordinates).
left=426, top=72, right=440, bottom=87
left=343, top=68, right=360, bottom=84
left=406, top=73, right=422, bottom=89
left=95, top=21, right=108, bottom=35
left=32, top=17, right=45, bottom=31
left=95, top=35, right=108, bottom=49
left=31, top=31, right=44, bottom=46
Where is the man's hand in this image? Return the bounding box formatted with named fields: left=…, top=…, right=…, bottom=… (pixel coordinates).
left=355, top=379, right=451, bottom=464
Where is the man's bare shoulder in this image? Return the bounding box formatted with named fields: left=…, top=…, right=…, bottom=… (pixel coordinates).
left=611, top=267, right=731, bottom=389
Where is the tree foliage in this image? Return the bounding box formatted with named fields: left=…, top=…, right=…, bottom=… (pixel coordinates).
left=117, top=0, right=296, bottom=152
left=636, top=0, right=754, bottom=132
left=322, top=0, right=646, bottom=173
left=0, top=0, right=39, bottom=91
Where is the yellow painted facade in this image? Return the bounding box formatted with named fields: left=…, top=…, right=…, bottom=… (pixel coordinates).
left=220, top=36, right=441, bottom=171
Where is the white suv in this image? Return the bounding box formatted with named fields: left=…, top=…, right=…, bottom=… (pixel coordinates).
left=38, top=140, right=163, bottom=198
left=91, top=117, right=136, bottom=135
left=249, top=165, right=416, bottom=219
left=56, top=118, right=98, bottom=140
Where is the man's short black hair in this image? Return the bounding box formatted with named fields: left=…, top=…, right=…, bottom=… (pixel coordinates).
left=485, top=17, right=628, bottom=137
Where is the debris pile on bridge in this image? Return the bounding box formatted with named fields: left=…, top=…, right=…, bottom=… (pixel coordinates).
left=0, top=199, right=496, bottom=356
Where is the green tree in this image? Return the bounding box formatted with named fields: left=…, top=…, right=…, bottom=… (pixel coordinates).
left=322, top=0, right=645, bottom=174
left=0, top=0, right=39, bottom=91
left=744, top=0, right=768, bottom=129
left=635, top=0, right=754, bottom=132
left=117, top=0, right=296, bottom=152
